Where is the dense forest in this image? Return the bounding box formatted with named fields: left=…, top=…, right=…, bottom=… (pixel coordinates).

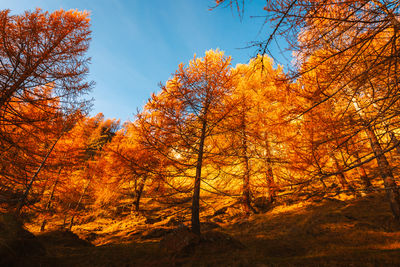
left=2, top=1, right=400, bottom=266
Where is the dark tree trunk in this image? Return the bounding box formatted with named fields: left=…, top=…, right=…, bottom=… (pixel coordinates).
left=63, top=202, right=72, bottom=228
left=332, top=154, right=357, bottom=196
left=240, top=110, right=256, bottom=214
left=15, top=132, right=63, bottom=215
left=242, top=154, right=255, bottom=214
left=353, top=150, right=372, bottom=191
left=264, top=139, right=277, bottom=203
left=191, top=119, right=207, bottom=236
left=69, top=178, right=91, bottom=230
left=366, top=125, right=400, bottom=221
left=133, top=177, right=146, bottom=212
left=40, top=168, right=62, bottom=232
left=241, top=133, right=256, bottom=214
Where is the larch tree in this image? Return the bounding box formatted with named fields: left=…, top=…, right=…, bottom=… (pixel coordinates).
left=93, top=122, right=163, bottom=213
left=66, top=114, right=119, bottom=228
left=0, top=8, right=92, bottom=113
left=295, top=45, right=400, bottom=215
left=0, top=8, right=92, bottom=215
left=216, top=0, right=400, bottom=220
left=225, top=55, right=289, bottom=212
left=0, top=86, right=66, bottom=211
left=137, top=49, right=235, bottom=235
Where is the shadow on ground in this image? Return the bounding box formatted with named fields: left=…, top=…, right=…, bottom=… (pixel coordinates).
left=10, top=192, right=400, bottom=266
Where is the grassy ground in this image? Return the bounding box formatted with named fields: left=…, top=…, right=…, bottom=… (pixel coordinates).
left=23, top=192, right=400, bottom=266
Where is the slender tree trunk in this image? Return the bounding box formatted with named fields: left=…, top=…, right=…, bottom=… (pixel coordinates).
left=191, top=119, right=207, bottom=236
left=336, top=172, right=357, bottom=196
left=353, top=150, right=372, bottom=190
left=15, top=132, right=63, bottom=215
left=69, top=177, right=91, bottom=230
left=331, top=154, right=357, bottom=195
left=264, top=138, right=277, bottom=203
left=40, top=219, right=47, bottom=232
left=133, top=177, right=146, bottom=212
left=63, top=202, right=72, bottom=228
left=41, top=167, right=62, bottom=232
left=365, top=125, right=400, bottom=220
left=39, top=177, right=50, bottom=200
left=346, top=138, right=372, bottom=190
left=241, top=131, right=256, bottom=214
left=242, top=153, right=254, bottom=214
left=239, top=108, right=256, bottom=214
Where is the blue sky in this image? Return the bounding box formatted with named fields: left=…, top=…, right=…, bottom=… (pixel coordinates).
left=1, top=0, right=288, bottom=122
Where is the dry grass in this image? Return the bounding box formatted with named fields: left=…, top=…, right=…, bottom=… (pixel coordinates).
left=22, top=192, right=400, bottom=266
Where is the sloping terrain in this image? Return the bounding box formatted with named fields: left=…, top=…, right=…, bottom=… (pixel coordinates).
left=19, top=192, right=400, bottom=266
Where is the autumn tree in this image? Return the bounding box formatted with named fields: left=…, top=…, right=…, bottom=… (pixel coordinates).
left=215, top=0, right=400, bottom=219
left=0, top=8, right=92, bottom=113
left=0, top=8, right=92, bottom=215
left=222, top=55, right=289, bottom=213
left=93, top=122, right=163, bottom=213
left=0, top=86, right=79, bottom=213
left=137, top=50, right=235, bottom=235
left=65, top=114, right=119, bottom=228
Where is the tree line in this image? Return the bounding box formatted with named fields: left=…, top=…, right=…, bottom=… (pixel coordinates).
left=1, top=1, right=400, bottom=236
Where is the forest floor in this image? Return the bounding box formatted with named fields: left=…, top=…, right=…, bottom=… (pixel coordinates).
left=19, top=192, right=400, bottom=266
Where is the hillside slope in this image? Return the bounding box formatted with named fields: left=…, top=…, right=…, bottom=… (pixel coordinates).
left=21, top=192, right=400, bottom=266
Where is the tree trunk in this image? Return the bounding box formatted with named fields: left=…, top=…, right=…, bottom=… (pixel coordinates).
left=133, top=177, right=146, bottom=212
left=331, top=154, right=357, bottom=196
left=352, top=98, right=400, bottom=218
left=242, top=154, right=255, bottom=214
left=264, top=138, right=277, bottom=203
left=191, top=119, right=207, bottom=236
left=69, top=177, right=91, bottom=230
left=365, top=125, right=400, bottom=221
left=353, top=150, right=372, bottom=191
left=241, top=135, right=256, bottom=214
left=15, top=132, right=63, bottom=215
left=240, top=110, right=256, bottom=214
left=63, top=202, right=72, bottom=228
left=40, top=167, right=62, bottom=232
